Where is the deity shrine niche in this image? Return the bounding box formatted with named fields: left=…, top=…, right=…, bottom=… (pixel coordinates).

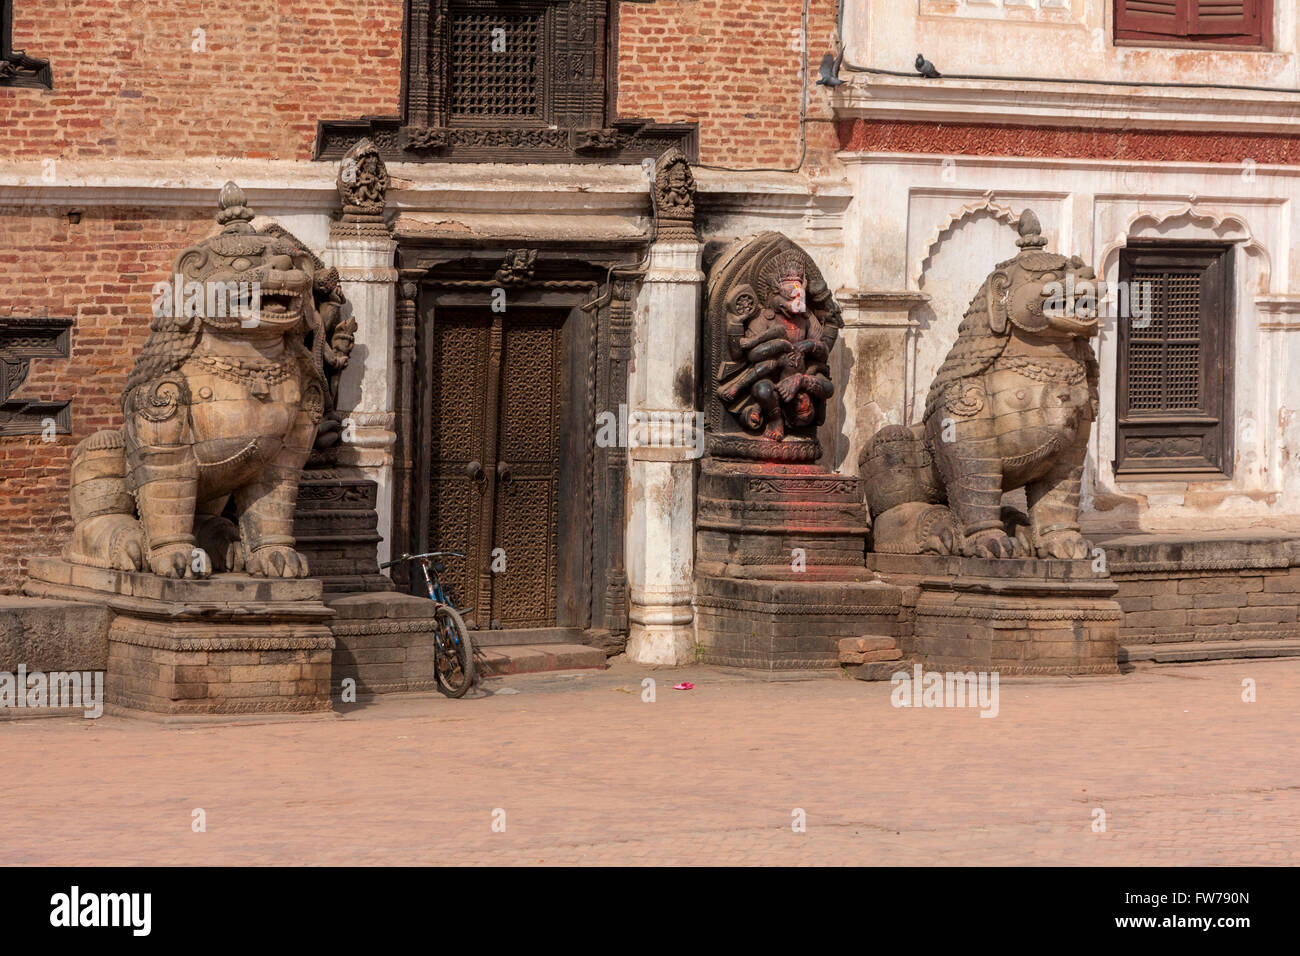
left=704, top=233, right=840, bottom=462
left=693, top=233, right=892, bottom=671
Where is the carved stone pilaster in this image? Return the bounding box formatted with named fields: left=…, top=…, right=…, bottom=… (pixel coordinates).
left=625, top=240, right=704, bottom=666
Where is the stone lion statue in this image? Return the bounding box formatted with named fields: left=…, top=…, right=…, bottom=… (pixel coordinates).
left=860, top=210, right=1100, bottom=560
left=64, top=182, right=355, bottom=578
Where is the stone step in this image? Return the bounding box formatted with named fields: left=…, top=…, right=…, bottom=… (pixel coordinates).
left=470, top=627, right=584, bottom=648
left=477, top=643, right=607, bottom=677
left=1120, top=639, right=1300, bottom=664
left=838, top=636, right=907, bottom=682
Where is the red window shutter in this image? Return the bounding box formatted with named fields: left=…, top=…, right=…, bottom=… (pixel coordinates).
left=1115, top=0, right=1186, bottom=42
left=1116, top=0, right=1269, bottom=45
left=1189, top=0, right=1266, bottom=44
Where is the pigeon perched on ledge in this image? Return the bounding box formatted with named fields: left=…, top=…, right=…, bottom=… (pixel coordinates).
left=915, top=53, right=941, bottom=79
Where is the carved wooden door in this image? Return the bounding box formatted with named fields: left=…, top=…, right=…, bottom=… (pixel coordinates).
left=427, top=308, right=563, bottom=629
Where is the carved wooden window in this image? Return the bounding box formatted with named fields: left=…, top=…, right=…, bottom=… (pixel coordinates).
left=447, top=3, right=546, bottom=123
left=314, top=0, right=696, bottom=164
left=1115, top=1, right=1271, bottom=49
left=1115, top=244, right=1232, bottom=478
left=1, top=0, right=52, bottom=89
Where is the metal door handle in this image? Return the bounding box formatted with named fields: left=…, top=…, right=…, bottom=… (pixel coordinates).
left=497, top=460, right=511, bottom=482
left=465, top=460, right=484, bottom=480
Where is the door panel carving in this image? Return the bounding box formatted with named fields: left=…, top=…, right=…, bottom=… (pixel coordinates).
left=428, top=312, right=491, bottom=617
left=493, top=316, right=563, bottom=627
left=426, top=309, right=564, bottom=629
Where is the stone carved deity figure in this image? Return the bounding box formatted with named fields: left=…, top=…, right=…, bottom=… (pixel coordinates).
left=62, top=183, right=355, bottom=578
left=704, top=232, right=842, bottom=462
left=337, top=138, right=389, bottom=214
left=716, top=253, right=833, bottom=442
left=652, top=146, right=697, bottom=242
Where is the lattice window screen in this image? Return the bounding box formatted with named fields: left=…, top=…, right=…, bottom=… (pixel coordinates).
left=449, top=6, right=544, bottom=120
left=1127, top=272, right=1203, bottom=412
left=1116, top=245, right=1231, bottom=477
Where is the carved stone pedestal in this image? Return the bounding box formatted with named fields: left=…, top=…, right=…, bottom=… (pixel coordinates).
left=293, top=470, right=393, bottom=594
left=325, top=592, right=442, bottom=696
left=694, top=459, right=881, bottom=670
left=22, top=558, right=336, bottom=717
left=868, top=553, right=1121, bottom=676
left=696, top=575, right=905, bottom=671
left=696, top=460, right=869, bottom=578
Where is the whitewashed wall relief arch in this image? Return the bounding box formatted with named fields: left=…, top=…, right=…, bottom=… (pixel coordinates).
left=909, top=199, right=1022, bottom=423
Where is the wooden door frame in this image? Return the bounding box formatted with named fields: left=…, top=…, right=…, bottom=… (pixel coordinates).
left=392, top=240, right=644, bottom=641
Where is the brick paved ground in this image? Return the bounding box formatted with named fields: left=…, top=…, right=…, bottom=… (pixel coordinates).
left=2, top=658, right=1297, bottom=865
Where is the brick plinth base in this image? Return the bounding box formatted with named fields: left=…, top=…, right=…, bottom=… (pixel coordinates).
left=695, top=576, right=905, bottom=670
left=868, top=554, right=1121, bottom=677
left=1098, top=531, right=1300, bottom=662
left=326, top=592, right=442, bottom=696
left=23, top=558, right=335, bottom=716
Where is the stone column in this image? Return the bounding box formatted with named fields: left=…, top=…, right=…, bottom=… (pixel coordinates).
left=324, top=139, right=399, bottom=566
left=625, top=148, right=702, bottom=666
left=625, top=240, right=703, bottom=665
left=326, top=235, right=398, bottom=566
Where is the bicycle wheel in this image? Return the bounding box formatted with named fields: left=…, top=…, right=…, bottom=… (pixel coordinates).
left=433, top=604, right=474, bottom=698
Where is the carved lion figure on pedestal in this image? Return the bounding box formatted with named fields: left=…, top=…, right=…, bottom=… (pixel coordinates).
left=65, top=183, right=354, bottom=578
left=861, top=210, right=1101, bottom=559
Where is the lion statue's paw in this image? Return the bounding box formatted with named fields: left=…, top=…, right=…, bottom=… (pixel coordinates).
left=1036, top=529, right=1091, bottom=561
left=962, top=529, right=1019, bottom=560
left=246, top=545, right=310, bottom=578
left=148, top=544, right=210, bottom=579
left=108, top=526, right=146, bottom=572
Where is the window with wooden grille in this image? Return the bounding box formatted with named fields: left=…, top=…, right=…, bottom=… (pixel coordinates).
left=315, top=0, right=699, bottom=164
left=448, top=5, right=545, bottom=123
left=1115, top=1, right=1271, bottom=49
left=430, top=0, right=604, bottom=135
left=1, top=0, right=52, bottom=89
left=1115, top=245, right=1233, bottom=477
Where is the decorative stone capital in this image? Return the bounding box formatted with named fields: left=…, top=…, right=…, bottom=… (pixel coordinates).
left=652, top=147, right=698, bottom=243
left=333, top=138, right=390, bottom=240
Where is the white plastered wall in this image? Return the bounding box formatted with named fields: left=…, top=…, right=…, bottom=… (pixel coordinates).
left=839, top=152, right=1300, bottom=532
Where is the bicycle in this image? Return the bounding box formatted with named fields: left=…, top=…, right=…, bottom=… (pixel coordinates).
left=380, top=551, right=475, bottom=698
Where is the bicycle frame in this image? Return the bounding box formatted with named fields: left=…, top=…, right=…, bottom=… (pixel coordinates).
left=381, top=551, right=469, bottom=616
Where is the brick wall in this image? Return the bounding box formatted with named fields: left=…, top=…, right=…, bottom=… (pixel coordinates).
left=4, top=1, right=824, bottom=168
left=1113, top=569, right=1300, bottom=645
left=3, top=0, right=402, bottom=161
left=0, top=205, right=213, bottom=589
left=617, top=0, right=839, bottom=169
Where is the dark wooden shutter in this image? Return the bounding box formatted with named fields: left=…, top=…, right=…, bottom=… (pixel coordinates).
left=1189, top=0, right=1264, bottom=43
left=1115, top=0, right=1268, bottom=46
left=1116, top=0, right=1186, bottom=42
left=1115, top=245, right=1232, bottom=477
